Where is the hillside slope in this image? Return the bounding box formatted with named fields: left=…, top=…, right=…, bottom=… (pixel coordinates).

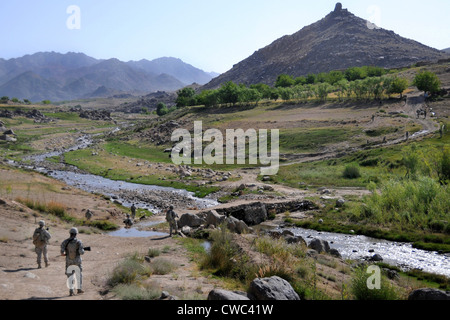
left=204, top=3, right=449, bottom=89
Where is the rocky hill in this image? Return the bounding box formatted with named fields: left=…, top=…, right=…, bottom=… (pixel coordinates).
left=0, top=52, right=216, bottom=102
left=203, top=3, right=449, bottom=89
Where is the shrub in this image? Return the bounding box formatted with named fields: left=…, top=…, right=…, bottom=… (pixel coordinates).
left=150, top=258, right=176, bottom=275
left=113, top=283, right=161, bottom=300
left=343, top=163, right=361, bottom=179
left=107, top=254, right=151, bottom=287
left=147, top=248, right=161, bottom=258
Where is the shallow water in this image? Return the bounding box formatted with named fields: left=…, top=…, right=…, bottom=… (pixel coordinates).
left=288, top=227, right=450, bottom=277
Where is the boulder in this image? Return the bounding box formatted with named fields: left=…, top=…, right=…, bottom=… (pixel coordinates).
left=284, top=235, right=307, bottom=246
left=408, top=288, right=450, bottom=300
left=178, top=213, right=206, bottom=229
left=225, top=216, right=250, bottom=234
left=228, top=202, right=268, bottom=226
left=281, top=230, right=295, bottom=237
left=308, top=238, right=331, bottom=254
left=0, top=135, right=17, bottom=142
left=248, top=276, right=300, bottom=301
left=370, top=254, right=383, bottom=262
left=329, top=248, right=342, bottom=258
left=204, top=210, right=226, bottom=227
left=208, top=289, right=250, bottom=301
left=336, top=199, right=346, bottom=208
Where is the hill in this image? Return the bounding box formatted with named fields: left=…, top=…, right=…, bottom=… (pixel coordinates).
left=127, top=57, right=215, bottom=86
left=203, top=3, right=449, bottom=89
left=443, top=48, right=450, bottom=54
left=0, top=52, right=216, bottom=102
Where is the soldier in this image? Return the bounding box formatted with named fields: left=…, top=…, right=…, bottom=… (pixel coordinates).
left=123, top=214, right=133, bottom=229
left=165, top=206, right=179, bottom=237
left=85, top=209, right=93, bottom=221
left=61, top=228, right=85, bottom=296
left=131, top=204, right=137, bottom=220
left=32, top=220, right=51, bottom=269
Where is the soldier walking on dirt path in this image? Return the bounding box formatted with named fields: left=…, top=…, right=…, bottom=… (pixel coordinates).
left=166, top=206, right=179, bottom=237
left=61, top=228, right=85, bottom=296
left=32, top=220, right=51, bottom=269
left=123, top=214, right=133, bottom=229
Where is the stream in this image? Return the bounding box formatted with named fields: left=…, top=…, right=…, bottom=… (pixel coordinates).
left=11, top=130, right=450, bottom=278
left=288, top=227, right=450, bottom=277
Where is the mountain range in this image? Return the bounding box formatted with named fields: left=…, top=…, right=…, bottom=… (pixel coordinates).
left=203, top=3, right=450, bottom=89
left=0, top=52, right=217, bottom=102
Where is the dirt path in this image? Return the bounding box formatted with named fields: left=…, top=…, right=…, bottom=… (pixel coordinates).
left=0, top=197, right=219, bottom=300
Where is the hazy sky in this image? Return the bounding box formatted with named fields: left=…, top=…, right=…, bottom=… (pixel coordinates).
left=1, top=0, right=449, bottom=73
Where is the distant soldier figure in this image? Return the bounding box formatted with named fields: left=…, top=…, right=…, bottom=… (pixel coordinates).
left=123, top=214, right=133, bottom=229
left=85, top=209, right=93, bottom=221
left=32, top=220, right=51, bottom=269
left=440, top=124, right=445, bottom=139
left=61, top=228, right=85, bottom=296
left=371, top=115, right=375, bottom=123
left=406, top=131, right=409, bottom=141
left=383, top=136, right=387, bottom=144
left=131, top=204, right=137, bottom=220
left=165, top=206, right=179, bottom=237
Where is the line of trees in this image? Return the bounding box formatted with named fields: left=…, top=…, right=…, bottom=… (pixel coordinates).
left=172, top=68, right=441, bottom=110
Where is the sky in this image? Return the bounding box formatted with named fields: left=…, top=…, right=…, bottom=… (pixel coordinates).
left=0, top=0, right=449, bottom=74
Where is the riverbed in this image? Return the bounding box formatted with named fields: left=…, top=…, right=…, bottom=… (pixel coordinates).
left=14, top=131, right=450, bottom=278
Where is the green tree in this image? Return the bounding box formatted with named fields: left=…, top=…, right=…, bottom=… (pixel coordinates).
left=156, top=102, right=169, bottom=116
left=277, top=87, right=293, bottom=101
left=413, top=71, right=441, bottom=95
left=42, top=100, right=51, bottom=105
left=326, top=71, right=345, bottom=85
left=294, top=76, right=307, bottom=86
left=345, top=67, right=367, bottom=81
left=317, top=83, right=332, bottom=101
left=197, top=89, right=220, bottom=107
left=176, top=87, right=196, bottom=107
left=218, top=81, right=240, bottom=106
left=388, top=77, right=409, bottom=98
left=306, top=74, right=316, bottom=84
left=250, top=83, right=272, bottom=99
left=275, top=74, right=295, bottom=88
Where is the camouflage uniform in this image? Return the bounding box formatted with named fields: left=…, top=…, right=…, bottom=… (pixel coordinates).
left=32, top=221, right=51, bottom=268
left=165, top=207, right=179, bottom=237
left=61, top=228, right=85, bottom=295
left=123, top=214, right=133, bottom=228
left=85, top=209, right=93, bottom=220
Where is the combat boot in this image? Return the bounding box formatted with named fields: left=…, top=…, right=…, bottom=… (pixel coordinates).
left=37, top=264, right=42, bottom=269
left=69, top=289, right=74, bottom=296
left=45, top=262, right=50, bottom=268
left=77, top=289, right=84, bottom=295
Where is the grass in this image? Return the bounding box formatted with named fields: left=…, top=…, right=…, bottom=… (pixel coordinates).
left=351, top=265, right=402, bottom=300
left=15, top=197, right=119, bottom=231
left=279, top=127, right=360, bottom=153
left=112, top=283, right=161, bottom=300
